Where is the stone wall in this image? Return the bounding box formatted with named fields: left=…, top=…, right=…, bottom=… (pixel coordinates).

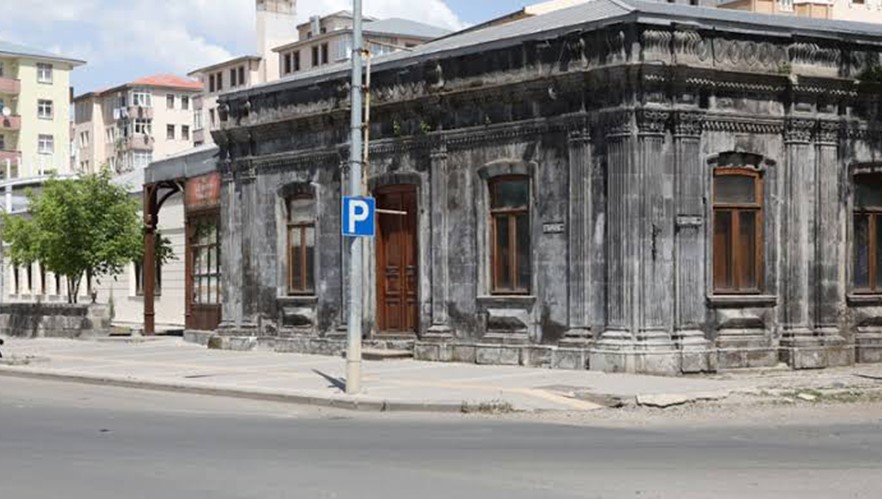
left=0, top=303, right=111, bottom=339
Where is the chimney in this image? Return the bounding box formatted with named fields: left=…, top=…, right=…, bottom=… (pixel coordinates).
left=256, top=0, right=298, bottom=83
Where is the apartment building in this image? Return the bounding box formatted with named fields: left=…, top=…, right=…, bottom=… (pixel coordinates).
left=73, top=75, right=202, bottom=174
left=719, top=0, right=882, bottom=22
left=275, top=13, right=451, bottom=78
left=0, top=40, right=84, bottom=180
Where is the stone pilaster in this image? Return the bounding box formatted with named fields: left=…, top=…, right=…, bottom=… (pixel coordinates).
left=814, top=119, right=852, bottom=367
left=672, top=111, right=714, bottom=372
left=560, top=127, right=593, bottom=347
left=426, top=141, right=453, bottom=341
left=590, top=108, right=678, bottom=375
left=780, top=118, right=821, bottom=368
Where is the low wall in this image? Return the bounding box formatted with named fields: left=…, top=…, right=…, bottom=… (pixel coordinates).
left=0, top=303, right=111, bottom=339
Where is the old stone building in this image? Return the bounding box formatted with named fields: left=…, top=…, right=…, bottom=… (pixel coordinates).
left=211, top=0, right=882, bottom=374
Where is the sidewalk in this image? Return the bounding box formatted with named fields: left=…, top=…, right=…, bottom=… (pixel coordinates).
left=2, top=336, right=881, bottom=413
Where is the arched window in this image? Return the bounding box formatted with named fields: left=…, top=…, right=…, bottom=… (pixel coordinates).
left=853, top=173, right=882, bottom=292
left=287, top=194, right=316, bottom=295
left=713, top=167, right=763, bottom=294
left=489, top=176, right=530, bottom=294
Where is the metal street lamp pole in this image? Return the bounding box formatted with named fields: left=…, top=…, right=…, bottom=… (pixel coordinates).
left=345, top=0, right=365, bottom=395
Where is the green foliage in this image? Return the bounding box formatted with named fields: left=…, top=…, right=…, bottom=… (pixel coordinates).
left=1, top=171, right=143, bottom=303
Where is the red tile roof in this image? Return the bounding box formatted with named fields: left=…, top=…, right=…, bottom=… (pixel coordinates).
left=129, top=74, right=203, bottom=90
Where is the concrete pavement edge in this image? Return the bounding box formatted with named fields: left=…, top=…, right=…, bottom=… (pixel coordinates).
left=0, top=366, right=468, bottom=414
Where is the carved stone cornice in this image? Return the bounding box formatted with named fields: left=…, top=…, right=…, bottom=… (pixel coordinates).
left=703, top=116, right=784, bottom=135
left=785, top=118, right=817, bottom=144
left=636, top=109, right=671, bottom=136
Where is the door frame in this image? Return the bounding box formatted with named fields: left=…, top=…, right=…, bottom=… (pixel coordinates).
left=185, top=208, right=222, bottom=331
left=374, top=183, right=420, bottom=335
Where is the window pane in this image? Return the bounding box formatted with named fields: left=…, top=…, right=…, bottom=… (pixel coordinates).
left=290, top=228, right=303, bottom=291
left=288, top=196, right=315, bottom=224
left=854, top=215, right=870, bottom=289
left=494, top=215, right=511, bottom=291
left=516, top=213, right=530, bottom=291
left=855, top=177, right=882, bottom=210
left=715, top=175, right=756, bottom=204
left=714, top=210, right=733, bottom=290
left=305, top=226, right=315, bottom=291
left=738, top=211, right=758, bottom=290
left=491, top=179, right=529, bottom=209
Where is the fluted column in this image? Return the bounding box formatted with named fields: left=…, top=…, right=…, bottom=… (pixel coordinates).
left=426, top=141, right=453, bottom=340
left=672, top=111, right=713, bottom=372
left=780, top=118, right=820, bottom=368
left=561, top=127, right=593, bottom=346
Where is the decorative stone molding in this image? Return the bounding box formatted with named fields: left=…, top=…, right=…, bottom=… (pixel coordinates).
left=674, top=111, right=704, bottom=137
left=785, top=118, right=817, bottom=143
left=817, top=120, right=842, bottom=145
left=704, top=116, right=784, bottom=135
left=636, top=109, right=671, bottom=135
left=605, top=29, right=627, bottom=65
left=789, top=42, right=841, bottom=69
left=672, top=30, right=710, bottom=63
left=642, top=29, right=672, bottom=60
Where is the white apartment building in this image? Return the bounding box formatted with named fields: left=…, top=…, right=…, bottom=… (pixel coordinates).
left=73, top=75, right=203, bottom=174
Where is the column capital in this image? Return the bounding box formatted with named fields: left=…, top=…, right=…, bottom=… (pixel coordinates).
left=636, top=108, right=671, bottom=136
left=784, top=117, right=816, bottom=144
left=674, top=110, right=705, bottom=138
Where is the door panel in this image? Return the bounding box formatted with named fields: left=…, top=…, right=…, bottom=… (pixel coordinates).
left=376, top=186, right=418, bottom=333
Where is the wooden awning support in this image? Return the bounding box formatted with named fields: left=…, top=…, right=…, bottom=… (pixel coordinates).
left=143, top=181, right=182, bottom=336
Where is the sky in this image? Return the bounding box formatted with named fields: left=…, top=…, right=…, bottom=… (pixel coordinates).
left=0, top=0, right=536, bottom=94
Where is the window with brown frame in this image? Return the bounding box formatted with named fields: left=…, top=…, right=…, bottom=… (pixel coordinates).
left=191, top=219, right=221, bottom=304
left=489, top=176, right=531, bottom=294
left=853, top=174, right=882, bottom=292
left=287, top=195, right=316, bottom=295
left=713, top=168, right=763, bottom=294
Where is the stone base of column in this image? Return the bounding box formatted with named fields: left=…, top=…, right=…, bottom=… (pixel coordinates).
left=856, top=327, right=882, bottom=364
left=559, top=327, right=593, bottom=348
left=589, top=328, right=680, bottom=375
left=780, top=327, right=853, bottom=369
left=674, top=329, right=716, bottom=374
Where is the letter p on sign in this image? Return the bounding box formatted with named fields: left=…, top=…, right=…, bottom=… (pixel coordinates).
left=342, top=196, right=376, bottom=237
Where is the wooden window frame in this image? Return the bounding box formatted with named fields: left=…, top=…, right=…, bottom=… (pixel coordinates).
left=190, top=217, right=221, bottom=305
left=713, top=167, right=764, bottom=295
left=852, top=173, right=882, bottom=294
left=286, top=193, right=316, bottom=296
left=489, top=175, right=531, bottom=295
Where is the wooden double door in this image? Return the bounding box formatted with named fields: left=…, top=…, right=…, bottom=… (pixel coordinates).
left=186, top=211, right=222, bottom=331
left=376, top=185, right=419, bottom=334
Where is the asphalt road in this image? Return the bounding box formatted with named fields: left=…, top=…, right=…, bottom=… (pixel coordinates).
left=1, top=377, right=881, bottom=499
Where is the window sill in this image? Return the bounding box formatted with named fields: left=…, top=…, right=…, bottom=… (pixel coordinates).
left=847, top=294, right=882, bottom=306
left=278, top=295, right=318, bottom=305
left=477, top=295, right=536, bottom=306
left=707, top=294, right=777, bottom=308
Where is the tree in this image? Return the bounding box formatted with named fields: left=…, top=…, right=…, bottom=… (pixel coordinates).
left=2, top=171, right=143, bottom=303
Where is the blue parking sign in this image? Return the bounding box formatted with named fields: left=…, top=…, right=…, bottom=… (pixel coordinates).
left=342, top=196, right=376, bottom=237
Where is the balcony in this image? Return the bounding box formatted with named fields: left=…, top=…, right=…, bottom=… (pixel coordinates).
left=0, top=115, right=21, bottom=131
left=128, top=106, right=153, bottom=120
left=0, top=77, right=21, bottom=95
left=125, top=134, right=154, bottom=151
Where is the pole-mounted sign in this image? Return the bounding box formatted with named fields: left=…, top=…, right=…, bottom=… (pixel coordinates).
left=342, top=196, right=376, bottom=238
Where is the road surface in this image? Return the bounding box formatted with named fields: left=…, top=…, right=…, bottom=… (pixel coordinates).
left=0, top=376, right=880, bottom=498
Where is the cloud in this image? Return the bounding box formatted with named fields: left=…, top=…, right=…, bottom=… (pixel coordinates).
left=0, top=0, right=463, bottom=90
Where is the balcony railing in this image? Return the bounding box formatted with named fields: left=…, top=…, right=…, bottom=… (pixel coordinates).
left=0, top=115, right=21, bottom=132
left=0, top=77, right=21, bottom=95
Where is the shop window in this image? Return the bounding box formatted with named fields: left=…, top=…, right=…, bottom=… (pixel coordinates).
left=853, top=173, right=882, bottom=292
left=489, top=176, right=530, bottom=294
left=713, top=168, right=763, bottom=294
left=191, top=218, right=221, bottom=304
left=287, top=194, right=316, bottom=295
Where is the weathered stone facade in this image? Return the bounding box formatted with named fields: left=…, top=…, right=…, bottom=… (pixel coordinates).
left=214, top=2, right=882, bottom=374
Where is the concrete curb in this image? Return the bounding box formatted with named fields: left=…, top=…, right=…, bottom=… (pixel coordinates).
left=0, top=367, right=469, bottom=414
